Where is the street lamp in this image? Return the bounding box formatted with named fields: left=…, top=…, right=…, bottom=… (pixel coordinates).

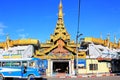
left=76, top=33, right=83, bottom=76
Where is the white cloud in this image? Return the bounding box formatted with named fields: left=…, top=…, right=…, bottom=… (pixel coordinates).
left=16, top=28, right=29, bottom=39
left=19, top=33, right=29, bottom=39
left=0, top=22, right=6, bottom=36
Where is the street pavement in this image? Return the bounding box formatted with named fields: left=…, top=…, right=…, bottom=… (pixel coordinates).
left=4, top=76, right=120, bottom=80
left=46, top=76, right=120, bottom=80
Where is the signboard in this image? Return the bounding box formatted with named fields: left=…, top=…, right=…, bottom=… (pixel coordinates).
left=2, top=53, right=22, bottom=58
left=74, top=59, right=86, bottom=68
left=78, top=59, right=86, bottom=67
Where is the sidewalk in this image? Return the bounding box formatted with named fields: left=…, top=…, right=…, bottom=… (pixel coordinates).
left=44, top=73, right=115, bottom=78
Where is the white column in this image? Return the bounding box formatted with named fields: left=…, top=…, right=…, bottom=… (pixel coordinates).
left=71, top=59, right=75, bottom=75
left=47, top=59, right=51, bottom=76
left=69, top=60, right=71, bottom=75
left=51, top=60, right=53, bottom=76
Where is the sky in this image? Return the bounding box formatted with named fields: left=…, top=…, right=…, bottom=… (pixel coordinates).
left=0, top=0, right=120, bottom=43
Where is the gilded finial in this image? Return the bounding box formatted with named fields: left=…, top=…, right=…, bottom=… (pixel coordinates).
left=58, top=0, right=63, bottom=19
left=59, top=0, right=62, bottom=8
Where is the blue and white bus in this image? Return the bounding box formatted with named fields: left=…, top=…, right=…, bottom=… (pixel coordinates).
left=0, top=58, right=46, bottom=80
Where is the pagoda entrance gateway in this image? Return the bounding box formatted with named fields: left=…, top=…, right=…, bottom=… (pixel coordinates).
left=51, top=59, right=72, bottom=76
left=34, top=0, right=86, bottom=76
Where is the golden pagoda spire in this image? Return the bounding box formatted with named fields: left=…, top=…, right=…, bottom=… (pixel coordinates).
left=50, top=0, right=70, bottom=42
left=57, top=0, right=64, bottom=26
left=58, top=0, right=63, bottom=19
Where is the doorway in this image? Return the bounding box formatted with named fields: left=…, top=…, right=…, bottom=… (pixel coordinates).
left=52, top=60, right=69, bottom=74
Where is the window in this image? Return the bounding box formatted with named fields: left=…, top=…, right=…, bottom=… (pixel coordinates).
left=11, top=61, right=21, bottom=67
left=17, top=50, right=24, bottom=54
left=22, top=61, right=28, bottom=67
left=29, top=61, right=36, bottom=67
left=8, top=50, right=12, bottom=53
left=2, top=62, right=11, bottom=67
left=89, top=64, right=98, bottom=70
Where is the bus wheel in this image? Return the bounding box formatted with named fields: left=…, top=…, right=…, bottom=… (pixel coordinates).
left=0, top=74, right=4, bottom=80
left=28, top=75, right=35, bottom=80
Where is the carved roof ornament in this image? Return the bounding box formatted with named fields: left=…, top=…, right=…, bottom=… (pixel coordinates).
left=52, top=39, right=69, bottom=54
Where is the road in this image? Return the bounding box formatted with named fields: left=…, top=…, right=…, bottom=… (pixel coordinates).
left=4, top=76, right=120, bottom=80
left=46, top=76, right=120, bottom=80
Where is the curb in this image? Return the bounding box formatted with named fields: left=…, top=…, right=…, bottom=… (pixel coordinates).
left=45, top=73, right=115, bottom=78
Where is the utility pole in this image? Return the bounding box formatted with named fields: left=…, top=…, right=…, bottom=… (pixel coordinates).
left=75, top=0, right=83, bottom=76
left=76, top=33, right=83, bottom=75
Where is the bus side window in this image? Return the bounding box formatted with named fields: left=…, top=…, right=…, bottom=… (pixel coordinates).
left=2, top=62, right=10, bottom=67
left=2, top=62, right=5, bottom=67
left=11, top=62, right=21, bottom=67
left=22, top=61, right=27, bottom=66
left=29, top=61, right=35, bottom=67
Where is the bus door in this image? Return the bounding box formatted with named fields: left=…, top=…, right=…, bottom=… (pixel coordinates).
left=21, top=61, right=28, bottom=77
left=22, top=60, right=40, bottom=78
